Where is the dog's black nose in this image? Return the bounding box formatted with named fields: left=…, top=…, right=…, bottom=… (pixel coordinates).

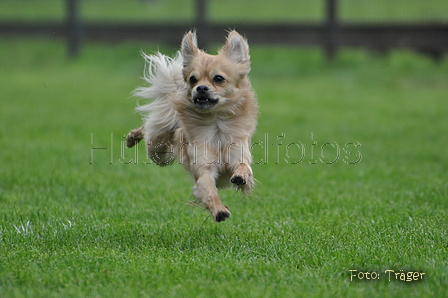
left=196, top=85, right=209, bottom=94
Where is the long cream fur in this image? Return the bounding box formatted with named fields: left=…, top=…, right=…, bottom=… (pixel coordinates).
left=127, top=31, right=258, bottom=222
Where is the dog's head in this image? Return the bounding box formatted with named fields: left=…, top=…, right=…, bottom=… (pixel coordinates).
left=181, top=31, right=251, bottom=112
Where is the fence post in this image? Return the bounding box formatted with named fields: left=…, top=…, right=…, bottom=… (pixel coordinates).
left=195, top=0, right=208, bottom=49
left=67, top=0, right=81, bottom=58
left=325, top=0, right=337, bottom=61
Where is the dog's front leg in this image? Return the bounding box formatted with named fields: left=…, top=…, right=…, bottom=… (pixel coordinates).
left=230, top=163, right=254, bottom=194
left=192, top=170, right=231, bottom=222
left=229, top=140, right=255, bottom=194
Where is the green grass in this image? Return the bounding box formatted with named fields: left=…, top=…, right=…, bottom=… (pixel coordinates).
left=1, top=37, right=448, bottom=297
left=1, top=0, right=447, bottom=22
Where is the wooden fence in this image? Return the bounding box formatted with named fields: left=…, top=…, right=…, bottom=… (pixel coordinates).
left=1, top=0, right=447, bottom=59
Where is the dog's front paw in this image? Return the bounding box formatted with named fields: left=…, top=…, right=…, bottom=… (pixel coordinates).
left=126, top=127, right=144, bottom=148
left=230, top=164, right=254, bottom=194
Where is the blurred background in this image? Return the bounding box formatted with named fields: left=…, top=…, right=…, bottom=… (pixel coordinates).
left=1, top=0, right=447, bottom=59
left=1, top=0, right=447, bottom=172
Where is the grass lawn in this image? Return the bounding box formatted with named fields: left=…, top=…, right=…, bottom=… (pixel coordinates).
left=0, top=37, right=447, bottom=297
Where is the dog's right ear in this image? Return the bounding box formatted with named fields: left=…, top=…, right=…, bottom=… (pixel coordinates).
left=181, top=31, right=198, bottom=67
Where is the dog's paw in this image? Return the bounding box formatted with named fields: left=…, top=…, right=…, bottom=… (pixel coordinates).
left=214, top=208, right=231, bottom=222
left=230, top=164, right=254, bottom=194
left=126, top=127, right=144, bottom=148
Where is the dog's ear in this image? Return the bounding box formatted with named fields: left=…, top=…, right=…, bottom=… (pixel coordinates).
left=181, top=31, right=198, bottom=67
left=219, top=31, right=250, bottom=65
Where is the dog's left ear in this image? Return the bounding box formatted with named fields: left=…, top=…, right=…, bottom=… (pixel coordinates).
left=219, top=31, right=250, bottom=66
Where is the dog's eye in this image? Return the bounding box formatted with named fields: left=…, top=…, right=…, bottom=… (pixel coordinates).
left=189, top=76, right=198, bottom=85
left=213, top=75, right=225, bottom=84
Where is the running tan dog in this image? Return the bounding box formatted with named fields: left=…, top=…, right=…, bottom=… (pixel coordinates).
left=127, top=31, right=258, bottom=222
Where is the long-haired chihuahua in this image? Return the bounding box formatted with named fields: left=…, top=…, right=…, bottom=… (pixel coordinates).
left=126, top=31, right=258, bottom=222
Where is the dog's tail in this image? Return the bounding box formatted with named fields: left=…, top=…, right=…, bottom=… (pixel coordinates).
left=132, top=52, right=185, bottom=166
left=134, top=52, right=184, bottom=103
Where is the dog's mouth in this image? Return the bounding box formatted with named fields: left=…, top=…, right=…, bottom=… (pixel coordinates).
left=193, top=96, right=219, bottom=110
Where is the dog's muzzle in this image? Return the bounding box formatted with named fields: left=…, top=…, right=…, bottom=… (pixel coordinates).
left=193, top=85, right=219, bottom=110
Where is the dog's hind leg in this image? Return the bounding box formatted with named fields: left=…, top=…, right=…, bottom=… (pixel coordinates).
left=192, top=171, right=231, bottom=222
left=126, top=126, right=144, bottom=148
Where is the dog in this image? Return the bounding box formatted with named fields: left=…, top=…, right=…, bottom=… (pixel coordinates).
left=126, top=30, right=258, bottom=222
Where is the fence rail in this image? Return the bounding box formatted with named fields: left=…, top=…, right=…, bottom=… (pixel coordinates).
left=0, top=0, right=447, bottom=59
